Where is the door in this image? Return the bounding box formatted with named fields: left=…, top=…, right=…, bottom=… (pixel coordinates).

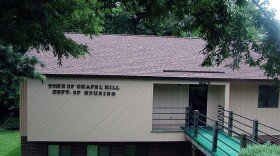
left=189, top=85, right=208, bottom=126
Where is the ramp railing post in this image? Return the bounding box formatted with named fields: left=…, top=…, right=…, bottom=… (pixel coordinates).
left=192, top=144, right=197, bottom=156
left=228, top=111, right=233, bottom=136
left=252, top=119, right=258, bottom=142
left=185, top=107, right=190, bottom=129
left=212, top=120, right=218, bottom=152
left=240, top=134, right=247, bottom=150
left=218, top=105, right=224, bottom=130
left=194, top=110, right=199, bottom=137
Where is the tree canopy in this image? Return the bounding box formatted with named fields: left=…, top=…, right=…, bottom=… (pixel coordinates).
left=115, top=0, right=280, bottom=78
left=0, top=45, right=45, bottom=119
left=0, top=0, right=103, bottom=63
left=0, top=0, right=104, bottom=120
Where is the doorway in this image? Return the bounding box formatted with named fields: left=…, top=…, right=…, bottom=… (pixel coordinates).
left=189, top=85, right=208, bottom=126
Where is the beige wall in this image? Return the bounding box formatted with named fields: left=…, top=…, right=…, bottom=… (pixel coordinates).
left=27, top=77, right=280, bottom=141
left=27, top=78, right=191, bottom=142
left=207, top=85, right=225, bottom=126
left=229, top=82, right=280, bottom=135
left=152, top=84, right=226, bottom=128
left=25, top=78, right=230, bottom=142
left=152, top=84, right=188, bottom=130
left=27, top=78, right=151, bottom=141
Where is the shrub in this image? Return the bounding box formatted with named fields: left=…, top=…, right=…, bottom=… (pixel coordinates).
left=3, top=117, right=19, bottom=130
left=240, top=144, right=280, bottom=156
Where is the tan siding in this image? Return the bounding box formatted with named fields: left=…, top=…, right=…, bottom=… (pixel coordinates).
left=229, top=82, right=280, bottom=135
left=152, top=84, right=188, bottom=130
left=27, top=78, right=152, bottom=141
left=152, top=84, right=227, bottom=129
left=27, top=78, right=189, bottom=142
left=26, top=79, right=280, bottom=140
left=20, top=81, right=27, bottom=136
left=207, top=85, right=225, bottom=126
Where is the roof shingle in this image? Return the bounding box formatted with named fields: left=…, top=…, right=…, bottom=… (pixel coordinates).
left=31, top=33, right=269, bottom=80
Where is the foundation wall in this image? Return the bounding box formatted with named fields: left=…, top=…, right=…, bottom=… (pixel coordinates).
left=21, top=137, right=202, bottom=156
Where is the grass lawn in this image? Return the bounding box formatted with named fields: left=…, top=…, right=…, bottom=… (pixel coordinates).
left=0, top=130, right=20, bottom=156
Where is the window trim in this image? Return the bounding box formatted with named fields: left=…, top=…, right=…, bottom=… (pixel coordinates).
left=124, top=144, right=148, bottom=156
left=86, top=144, right=111, bottom=156
left=48, top=145, right=71, bottom=156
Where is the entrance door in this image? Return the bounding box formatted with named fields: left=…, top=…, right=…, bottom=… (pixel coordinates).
left=189, top=85, right=208, bottom=126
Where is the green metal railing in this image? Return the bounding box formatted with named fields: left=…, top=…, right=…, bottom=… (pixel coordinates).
left=184, top=105, right=280, bottom=155
left=218, top=105, right=280, bottom=145
left=186, top=107, right=244, bottom=155
left=153, top=107, right=185, bottom=130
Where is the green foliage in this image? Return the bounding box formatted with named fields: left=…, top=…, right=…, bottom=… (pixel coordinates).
left=240, top=144, right=280, bottom=156
left=103, top=2, right=141, bottom=34
left=103, top=1, right=196, bottom=37
left=0, top=0, right=104, bottom=123
left=3, top=117, right=19, bottom=130
left=0, top=0, right=104, bottom=121
left=118, top=0, right=280, bottom=79
left=0, top=45, right=45, bottom=119
left=0, top=0, right=104, bottom=63
left=0, top=45, right=45, bottom=80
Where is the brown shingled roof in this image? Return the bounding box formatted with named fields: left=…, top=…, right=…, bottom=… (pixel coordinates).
left=32, top=33, right=269, bottom=80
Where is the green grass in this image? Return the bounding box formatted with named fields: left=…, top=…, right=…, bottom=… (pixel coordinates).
left=0, top=130, right=20, bottom=156
left=240, top=144, right=280, bottom=156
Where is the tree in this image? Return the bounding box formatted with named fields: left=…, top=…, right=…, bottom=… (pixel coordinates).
left=0, top=45, right=45, bottom=120
left=0, top=0, right=103, bottom=122
left=103, top=1, right=199, bottom=37
left=119, top=0, right=280, bottom=78
left=0, top=0, right=104, bottom=63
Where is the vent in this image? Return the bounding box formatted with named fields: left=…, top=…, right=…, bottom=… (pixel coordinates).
left=163, top=70, right=225, bottom=74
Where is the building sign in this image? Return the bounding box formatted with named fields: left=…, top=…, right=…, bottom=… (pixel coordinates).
left=199, top=81, right=211, bottom=85
left=48, top=84, right=120, bottom=96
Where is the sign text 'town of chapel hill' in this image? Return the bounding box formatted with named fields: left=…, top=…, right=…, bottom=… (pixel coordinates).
left=48, top=84, right=120, bottom=97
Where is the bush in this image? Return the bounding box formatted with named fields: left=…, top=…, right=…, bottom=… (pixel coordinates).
left=3, top=117, right=19, bottom=130
left=240, top=144, right=280, bottom=156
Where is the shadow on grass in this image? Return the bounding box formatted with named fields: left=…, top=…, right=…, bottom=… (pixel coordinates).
left=7, top=145, right=20, bottom=156
left=0, top=130, right=20, bottom=156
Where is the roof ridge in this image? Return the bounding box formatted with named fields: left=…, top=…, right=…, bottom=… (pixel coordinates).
left=101, top=33, right=203, bottom=39
left=65, top=32, right=203, bottom=40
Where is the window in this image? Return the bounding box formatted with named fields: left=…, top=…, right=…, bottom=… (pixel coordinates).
left=125, top=145, right=136, bottom=156
left=48, top=145, right=71, bottom=156
left=124, top=145, right=148, bottom=156
left=48, top=145, right=59, bottom=156
left=87, top=145, right=110, bottom=156
left=99, top=145, right=110, bottom=156
left=258, top=85, right=279, bottom=108
left=136, top=145, right=148, bottom=156
left=87, top=145, right=98, bottom=156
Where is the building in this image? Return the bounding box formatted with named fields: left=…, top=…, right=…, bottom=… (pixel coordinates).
left=20, top=33, right=280, bottom=156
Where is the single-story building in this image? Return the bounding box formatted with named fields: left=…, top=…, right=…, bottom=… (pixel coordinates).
left=20, top=33, right=280, bottom=156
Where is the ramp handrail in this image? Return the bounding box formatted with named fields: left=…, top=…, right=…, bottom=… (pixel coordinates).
left=184, top=105, right=280, bottom=156
left=218, top=105, right=280, bottom=145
